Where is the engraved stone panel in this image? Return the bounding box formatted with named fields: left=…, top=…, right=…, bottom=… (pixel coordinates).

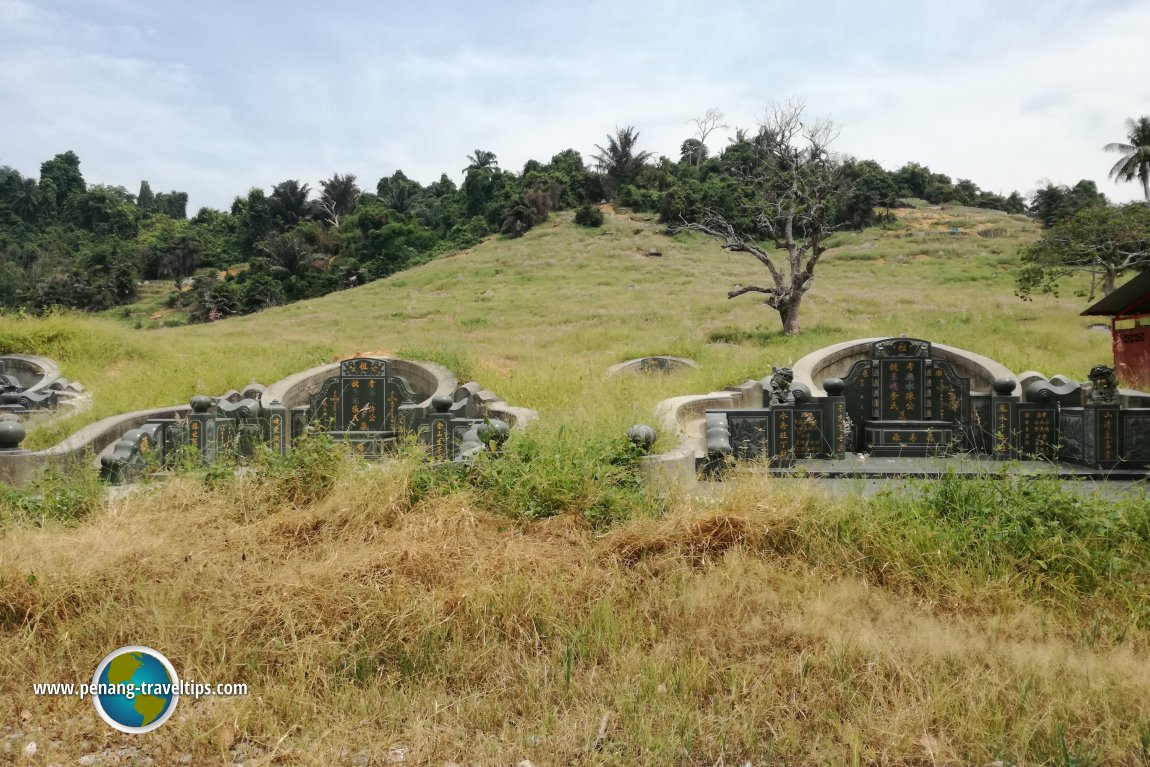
left=880, top=359, right=924, bottom=421
left=1013, top=405, right=1057, bottom=460
left=728, top=413, right=771, bottom=461
left=1122, top=413, right=1150, bottom=462
left=872, top=338, right=931, bottom=358
left=1059, top=411, right=1084, bottom=461
left=793, top=408, right=824, bottom=458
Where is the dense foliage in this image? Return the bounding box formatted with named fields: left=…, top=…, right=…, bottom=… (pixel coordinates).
left=1017, top=202, right=1150, bottom=299
left=0, top=149, right=601, bottom=320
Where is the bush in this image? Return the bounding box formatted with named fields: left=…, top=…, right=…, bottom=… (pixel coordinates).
left=0, top=467, right=106, bottom=526
left=466, top=429, right=656, bottom=528
left=617, top=185, right=661, bottom=213
left=574, top=204, right=604, bottom=228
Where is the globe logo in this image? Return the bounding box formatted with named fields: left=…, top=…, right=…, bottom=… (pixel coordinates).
left=91, top=646, right=180, bottom=733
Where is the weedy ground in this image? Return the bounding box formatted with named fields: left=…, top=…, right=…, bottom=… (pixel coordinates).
left=2, top=206, right=1147, bottom=765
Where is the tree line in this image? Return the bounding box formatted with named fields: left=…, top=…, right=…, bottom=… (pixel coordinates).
left=2, top=110, right=1145, bottom=327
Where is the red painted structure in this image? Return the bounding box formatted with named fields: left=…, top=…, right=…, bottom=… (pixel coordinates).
left=1082, top=271, right=1150, bottom=387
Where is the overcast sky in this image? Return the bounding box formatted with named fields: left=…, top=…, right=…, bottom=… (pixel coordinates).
left=2, top=0, right=1148, bottom=212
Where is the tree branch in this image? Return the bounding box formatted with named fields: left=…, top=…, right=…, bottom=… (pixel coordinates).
left=727, top=285, right=776, bottom=300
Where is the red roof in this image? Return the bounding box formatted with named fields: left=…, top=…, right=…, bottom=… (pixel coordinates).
left=1081, top=271, right=1150, bottom=317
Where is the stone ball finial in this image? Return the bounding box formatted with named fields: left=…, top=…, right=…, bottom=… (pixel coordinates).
left=0, top=419, right=26, bottom=451
left=992, top=378, right=1017, bottom=396
left=190, top=395, right=214, bottom=413
left=823, top=378, right=845, bottom=396
left=431, top=395, right=453, bottom=413
left=626, top=424, right=657, bottom=452
left=477, top=419, right=511, bottom=446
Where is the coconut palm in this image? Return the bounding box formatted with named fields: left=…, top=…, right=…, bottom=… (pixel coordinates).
left=592, top=126, right=653, bottom=198
left=9, top=177, right=38, bottom=222
left=463, top=150, right=499, bottom=174
left=1104, top=116, right=1150, bottom=205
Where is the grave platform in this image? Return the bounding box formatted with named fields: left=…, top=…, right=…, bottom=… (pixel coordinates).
left=756, top=453, right=1149, bottom=482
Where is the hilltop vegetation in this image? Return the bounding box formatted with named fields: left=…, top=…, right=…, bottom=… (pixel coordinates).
left=3, top=111, right=1056, bottom=329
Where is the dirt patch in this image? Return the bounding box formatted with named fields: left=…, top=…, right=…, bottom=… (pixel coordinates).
left=328, top=349, right=395, bottom=363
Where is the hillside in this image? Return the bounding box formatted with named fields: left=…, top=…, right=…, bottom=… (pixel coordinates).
left=3, top=207, right=1148, bottom=766
left=3, top=204, right=1110, bottom=448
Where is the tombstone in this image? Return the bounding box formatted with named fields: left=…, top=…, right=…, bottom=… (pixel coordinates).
left=306, top=358, right=419, bottom=455
left=838, top=338, right=969, bottom=456
left=309, top=358, right=417, bottom=437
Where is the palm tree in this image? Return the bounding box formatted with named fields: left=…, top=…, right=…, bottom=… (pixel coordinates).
left=463, top=150, right=499, bottom=174
left=10, top=177, right=38, bottom=222
left=1104, top=116, right=1150, bottom=205
left=259, top=233, right=318, bottom=276
left=592, top=126, right=653, bottom=198
left=269, top=180, right=312, bottom=229
left=317, top=173, right=361, bottom=228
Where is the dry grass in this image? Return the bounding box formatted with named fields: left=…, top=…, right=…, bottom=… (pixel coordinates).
left=3, top=459, right=1148, bottom=765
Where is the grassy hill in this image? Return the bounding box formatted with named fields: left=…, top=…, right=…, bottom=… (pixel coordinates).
left=3, top=207, right=1148, bottom=765
left=3, top=204, right=1109, bottom=448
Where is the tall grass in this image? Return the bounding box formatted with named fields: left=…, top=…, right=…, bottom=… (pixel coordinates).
left=2, top=460, right=1148, bottom=764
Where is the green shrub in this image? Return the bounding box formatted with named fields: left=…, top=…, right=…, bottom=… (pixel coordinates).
left=466, top=428, right=655, bottom=527
left=825, top=472, right=1150, bottom=614
left=574, top=204, right=605, bottom=228
left=0, top=467, right=107, bottom=527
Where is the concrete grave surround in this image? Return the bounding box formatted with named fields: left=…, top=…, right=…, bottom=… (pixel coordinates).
left=0, top=357, right=536, bottom=488
left=0, top=354, right=90, bottom=418
left=639, top=337, right=1150, bottom=488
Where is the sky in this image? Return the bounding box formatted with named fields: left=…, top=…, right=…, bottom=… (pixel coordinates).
left=2, top=0, right=1148, bottom=213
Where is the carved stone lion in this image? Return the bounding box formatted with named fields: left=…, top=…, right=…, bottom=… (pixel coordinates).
left=1088, top=364, right=1119, bottom=404
left=768, top=366, right=795, bottom=406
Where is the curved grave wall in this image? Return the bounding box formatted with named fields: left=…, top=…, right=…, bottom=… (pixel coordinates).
left=0, top=357, right=536, bottom=488
left=791, top=337, right=1017, bottom=396
left=606, top=356, right=699, bottom=376
left=0, top=354, right=88, bottom=417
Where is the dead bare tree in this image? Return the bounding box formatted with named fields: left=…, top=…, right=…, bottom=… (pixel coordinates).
left=687, top=108, right=728, bottom=167
left=683, top=101, right=846, bottom=335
